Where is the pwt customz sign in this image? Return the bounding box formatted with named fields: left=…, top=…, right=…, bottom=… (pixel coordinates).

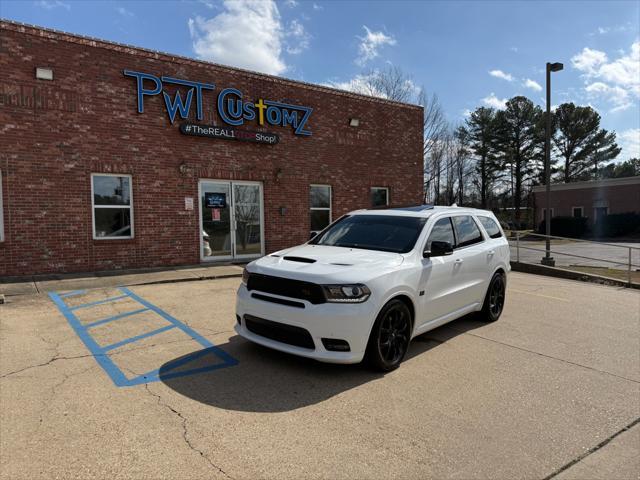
left=124, top=70, right=313, bottom=144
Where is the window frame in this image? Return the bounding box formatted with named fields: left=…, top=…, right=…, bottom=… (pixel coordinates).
left=370, top=186, right=390, bottom=207
left=0, top=169, right=4, bottom=242
left=572, top=206, right=584, bottom=218
left=309, top=184, right=332, bottom=235
left=91, top=173, right=134, bottom=240
left=451, top=215, right=485, bottom=249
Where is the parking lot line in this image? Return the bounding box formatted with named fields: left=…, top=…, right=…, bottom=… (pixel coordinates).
left=509, top=288, right=570, bottom=302
left=48, top=286, right=238, bottom=387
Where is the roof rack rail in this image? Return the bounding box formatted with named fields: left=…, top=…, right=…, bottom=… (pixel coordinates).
left=365, top=204, right=434, bottom=212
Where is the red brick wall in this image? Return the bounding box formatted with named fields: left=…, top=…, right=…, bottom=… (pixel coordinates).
left=534, top=182, right=640, bottom=225
left=0, top=22, right=424, bottom=276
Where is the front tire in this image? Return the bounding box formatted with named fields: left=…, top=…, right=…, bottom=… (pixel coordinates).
left=479, top=272, right=506, bottom=322
left=365, top=299, right=412, bottom=372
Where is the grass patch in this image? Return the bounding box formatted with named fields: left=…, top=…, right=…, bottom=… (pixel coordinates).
left=568, top=265, right=640, bottom=284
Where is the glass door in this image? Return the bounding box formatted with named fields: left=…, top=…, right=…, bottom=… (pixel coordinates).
left=232, top=182, right=263, bottom=258
left=200, top=181, right=232, bottom=260
left=199, top=180, right=264, bottom=261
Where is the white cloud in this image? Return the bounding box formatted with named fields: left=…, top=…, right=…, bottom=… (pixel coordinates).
left=523, top=78, right=542, bottom=92
left=284, top=0, right=298, bottom=7
left=285, top=19, right=310, bottom=55
left=572, top=42, right=640, bottom=112
left=584, top=82, right=632, bottom=112
left=355, top=26, right=396, bottom=66
left=489, top=69, right=514, bottom=82
left=312, top=3, right=323, bottom=10
left=116, top=6, right=134, bottom=18
left=324, top=72, right=419, bottom=100
left=35, top=0, right=70, bottom=10
left=188, top=0, right=287, bottom=76
left=618, top=128, right=640, bottom=160
left=482, top=93, right=508, bottom=109
left=510, top=46, right=518, bottom=53
left=571, top=47, right=608, bottom=74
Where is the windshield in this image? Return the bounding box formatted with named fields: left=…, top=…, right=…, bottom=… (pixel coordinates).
left=310, top=215, right=427, bottom=253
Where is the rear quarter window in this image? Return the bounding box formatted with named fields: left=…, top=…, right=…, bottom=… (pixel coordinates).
left=477, top=216, right=503, bottom=239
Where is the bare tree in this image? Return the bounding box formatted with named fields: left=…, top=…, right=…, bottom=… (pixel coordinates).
left=345, top=66, right=448, bottom=204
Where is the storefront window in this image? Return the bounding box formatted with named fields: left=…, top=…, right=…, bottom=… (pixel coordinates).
left=310, top=185, right=331, bottom=235
left=371, top=187, right=389, bottom=207
left=91, top=174, right=133, bottom=239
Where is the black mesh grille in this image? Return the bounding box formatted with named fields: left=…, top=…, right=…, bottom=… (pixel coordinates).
left=244, top=315, right=315, bottom=350
left=246, top=273, right=326, bottom=304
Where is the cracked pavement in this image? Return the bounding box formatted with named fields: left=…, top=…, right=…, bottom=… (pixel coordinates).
left=1, top=274, right=639, bottom=479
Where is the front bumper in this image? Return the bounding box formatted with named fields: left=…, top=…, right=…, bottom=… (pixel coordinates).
left=235, top=284, right=379, bottom=364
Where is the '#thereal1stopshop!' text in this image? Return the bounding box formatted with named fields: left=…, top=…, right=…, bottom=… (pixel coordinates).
left=123, top=70, right=313, bottom=136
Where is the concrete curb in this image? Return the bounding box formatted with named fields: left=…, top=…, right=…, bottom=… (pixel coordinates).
left=511, top=261, right=640, bottom=290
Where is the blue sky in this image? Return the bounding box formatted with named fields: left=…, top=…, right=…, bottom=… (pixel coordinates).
left=3, top=0, right=639, bottom=160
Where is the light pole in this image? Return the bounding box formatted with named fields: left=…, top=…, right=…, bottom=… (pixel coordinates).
left=541, top=61, right=563, bottom=267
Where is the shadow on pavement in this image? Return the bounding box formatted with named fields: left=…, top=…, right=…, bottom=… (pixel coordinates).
left=159, top=314, right=485, bottom=413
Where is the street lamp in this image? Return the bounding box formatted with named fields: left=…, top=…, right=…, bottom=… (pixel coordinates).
left=541, top=61, right=563, bottom=267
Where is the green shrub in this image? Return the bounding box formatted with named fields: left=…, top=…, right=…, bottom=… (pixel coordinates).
left=537, top=216, right=588, bottom=238
left=592, top=212, right=640, bottom=238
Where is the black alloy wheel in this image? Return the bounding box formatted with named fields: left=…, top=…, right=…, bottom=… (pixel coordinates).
left=366, top=299, right=412, bottom=372
left=480, top=272, right=506, bottom=322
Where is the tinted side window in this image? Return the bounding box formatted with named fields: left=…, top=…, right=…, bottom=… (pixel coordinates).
left=478, top=216, right=502, bottom=239
left=426, top=217, right=455, bottom=250
left=452, top=216, right=483, bottom=247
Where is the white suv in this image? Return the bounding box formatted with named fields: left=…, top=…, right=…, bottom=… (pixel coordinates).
left=235, top=206, right=510, bottom=371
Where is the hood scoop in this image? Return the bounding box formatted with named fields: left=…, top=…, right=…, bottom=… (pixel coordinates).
left=283, top=256, right=317, bottom=264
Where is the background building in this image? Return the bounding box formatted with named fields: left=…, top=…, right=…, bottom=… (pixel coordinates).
left=0, top=21, right=423, bottom=277
left=532, top=176, right=640, bottom=225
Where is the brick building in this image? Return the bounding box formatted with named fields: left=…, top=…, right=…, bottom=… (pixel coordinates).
left=532, top=176, right=640, bottom=225
left=0, top=21, right=424, bottom=277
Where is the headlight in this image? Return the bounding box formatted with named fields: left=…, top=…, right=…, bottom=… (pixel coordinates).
left=242, top=267, right=250, bottom=285
left=322, top=284, right=371, bottom=303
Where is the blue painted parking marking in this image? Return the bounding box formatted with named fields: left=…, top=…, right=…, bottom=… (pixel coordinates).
left=49, top=286, right=238, bottom=387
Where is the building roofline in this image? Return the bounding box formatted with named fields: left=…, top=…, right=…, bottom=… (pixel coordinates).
left=532, top=176, right=640, bottom=192
left=0, top=19, right=423, bottom=112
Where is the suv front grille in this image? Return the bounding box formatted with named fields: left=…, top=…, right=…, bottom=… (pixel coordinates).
left=246, top=273, right=326, bottom=304
left=244, top=315, right=315, bottom=350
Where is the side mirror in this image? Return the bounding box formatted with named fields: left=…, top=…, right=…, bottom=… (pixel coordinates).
left=423, top=241, right=453, bottom=258
left=309, top=231, right=317, bottom=240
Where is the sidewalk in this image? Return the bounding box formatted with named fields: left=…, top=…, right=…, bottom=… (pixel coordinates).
left=0, top=263, right=245, bottom=297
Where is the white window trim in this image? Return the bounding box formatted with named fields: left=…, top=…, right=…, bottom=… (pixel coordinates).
left=91, top=173, right=134, bottom=240
left=0, top=169, right=4, bottom=242
left=310, top=184, right=332, bottom=234
left=371, top=186, right=389, bottom=206
left=572, top=206, right=584, bottom=218
left=541, top=208, right=554, bottom=222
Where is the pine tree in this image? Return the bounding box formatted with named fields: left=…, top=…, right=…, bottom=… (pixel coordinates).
left=464, top=107, right=499, bottom=208
left=553, top=103, right=621, bottom=182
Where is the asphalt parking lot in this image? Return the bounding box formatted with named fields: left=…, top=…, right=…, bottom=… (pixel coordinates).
left=1, top=272, right=639, bottom=480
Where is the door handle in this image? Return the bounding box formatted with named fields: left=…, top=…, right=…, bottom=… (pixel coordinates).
left=454, top=258, right=464, bottom=264
left=488, top=250, right=495, bottom=256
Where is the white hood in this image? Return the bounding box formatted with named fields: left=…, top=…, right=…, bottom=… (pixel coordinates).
left=249, top=244, right=404, bottom=283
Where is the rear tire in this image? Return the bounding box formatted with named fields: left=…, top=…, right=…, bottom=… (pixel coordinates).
left=478, top=272, right=506, bottom=322
left=365, top=299, right=412, bottom=372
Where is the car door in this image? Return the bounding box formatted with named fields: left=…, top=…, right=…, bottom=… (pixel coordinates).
left=450, top=215, right=488, bottom=306
left=417, top=216, right=468, bottom=327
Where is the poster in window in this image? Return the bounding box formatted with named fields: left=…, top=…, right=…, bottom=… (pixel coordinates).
left=211, top=208, right=221, bottom=221
left=205, top=192, right=226, bottom=208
